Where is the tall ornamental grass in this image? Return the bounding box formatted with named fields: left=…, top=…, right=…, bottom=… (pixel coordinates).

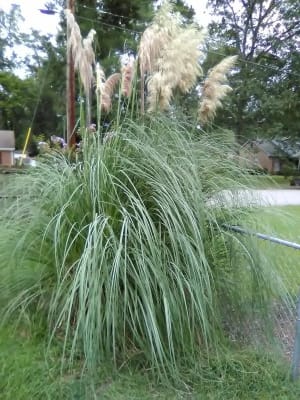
left=0, top=117, right=289, bottom=379
left=0, top=1, right=292, bottom=384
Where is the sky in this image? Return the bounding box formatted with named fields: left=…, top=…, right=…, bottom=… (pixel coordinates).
left=2, top=0, right=60, bottom=36
left=2, top=0, right=209, bottom=37
left=1, top=0, right=209, bottom=76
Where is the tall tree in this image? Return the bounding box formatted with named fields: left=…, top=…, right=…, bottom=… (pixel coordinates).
left=207, top=0, right=300, bottom=141
left=0, top=1, right=197, bottom=146
left=0, top=4, right=24, bottom=70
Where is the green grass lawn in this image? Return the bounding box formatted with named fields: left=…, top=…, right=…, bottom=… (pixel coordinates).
left=250, top=206, right=300, bottom=294
left=0, top=173, right=9, bottom=191
left=1, top=324, right=300, bottom=399
left=1, top=192, right=300, bottom=398
left=248, top=174, right=293, bottom=189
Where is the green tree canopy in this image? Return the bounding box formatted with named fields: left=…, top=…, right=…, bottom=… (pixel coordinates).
left=0, top=0, right=197, bottom=147
left=207, top=0, right=300, bottom=141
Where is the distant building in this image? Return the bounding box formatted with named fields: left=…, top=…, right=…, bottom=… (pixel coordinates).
left=242, top=138, right=300, bottom=174
left=0, top=130, right=15, bottom=167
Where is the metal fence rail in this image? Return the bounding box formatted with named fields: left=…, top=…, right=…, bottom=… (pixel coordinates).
left=224, top=224, right=300, bottom=381
left=223, top=224, right=300, bottom=250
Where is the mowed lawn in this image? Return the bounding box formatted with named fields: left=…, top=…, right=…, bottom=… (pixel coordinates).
left=0, top=173, right=17, bottom=218
left=1, top=175, right=300, bottom=398
left=251, top=206, right=300, bottom=294
left=0, top=173, right=9, bottom=191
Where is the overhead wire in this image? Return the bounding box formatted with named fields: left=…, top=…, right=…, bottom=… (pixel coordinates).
left=74, top=13, right=300, bottom=79
left=35, top=3, right=299, bottom=79
left=77, top=15, right=142, bottom=35
left=29, top=5, right=299, bottom=86
left=207, top=49, right=300, bottom=79
left=43, top=5, right=299, bottom=79
left=77, top=3, right=136, bottom=22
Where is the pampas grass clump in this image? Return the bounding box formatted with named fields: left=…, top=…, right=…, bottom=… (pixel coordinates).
left=0, top=0, right=288, bottom=386
left=0, top=117, right=289, bottom=380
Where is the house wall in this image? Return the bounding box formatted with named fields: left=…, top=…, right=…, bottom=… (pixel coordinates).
left=0, top=150, right=14, bottom=166
left=255, top=149, right=280, bottom=174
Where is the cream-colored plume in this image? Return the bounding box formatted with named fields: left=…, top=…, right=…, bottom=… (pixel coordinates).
left=100, top=73, right=121, bottom=112
left=95, top=62, right=121, bottom=112
left=65, top=10, right=81, bottom=64
left=147, top=26, right=204, bottom=112
left=121, top=58, right=135, bottom=97
left=138, top=1, right=180, bottom=76
left=65, top=9, right=96, bottom=96
left=198, top=55, right=237, bottom=124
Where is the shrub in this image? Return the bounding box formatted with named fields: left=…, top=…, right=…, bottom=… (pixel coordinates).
left=0, top=0, right=292, bottom=384
left=0, top=117, right=290, bottom=380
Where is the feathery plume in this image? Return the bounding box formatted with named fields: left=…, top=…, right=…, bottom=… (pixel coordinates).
left=83, top=29, right=96, bottom=66
left=65, top=9, right=81, bottom=64
left=138, top=1, right=182, bottom=113
left=198, top=55, right=237, bottom=124
left=121, top=58, right=135, bottom=97
left=138, top=1, right=180, bottom=76
left=95, top=62, right=106, bottom=96
left=80, top=29, right=96, bottom=96
left=101, top=73, right=121, bottom=112
left=65, top=9, right=96, bottom=96
left=147, top=26, right=204, bottom=112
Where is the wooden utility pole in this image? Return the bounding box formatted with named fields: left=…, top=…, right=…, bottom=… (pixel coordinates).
left=67, top=0, right=76, bottom=148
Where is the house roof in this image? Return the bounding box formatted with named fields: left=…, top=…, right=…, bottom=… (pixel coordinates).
left=0, top=130, right=15, bottom=150
left=272, top=138, right=300, bottom=159
left=254, top=138, right=300, bottom=159
left=255, top=140, right=286, bottom=158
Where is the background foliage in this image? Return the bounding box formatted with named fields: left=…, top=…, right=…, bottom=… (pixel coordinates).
left=1, top=0, right=299, bottom=147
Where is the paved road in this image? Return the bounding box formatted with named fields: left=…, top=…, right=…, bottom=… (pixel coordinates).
left=212, top=189, right=300, bottom=207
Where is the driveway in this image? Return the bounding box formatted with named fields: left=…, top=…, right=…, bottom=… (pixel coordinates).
left=212, top=189, right=300, bottom=207
left=246, top=189, right=300, bottom=206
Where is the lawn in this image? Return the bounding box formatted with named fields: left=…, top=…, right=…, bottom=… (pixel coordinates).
left=1, top=324, right=300, bottom=399
left=248, top=174, right=293, bottom=189
left=0, top=173, right=18, bottom=216
left=251, top=206, right=300, bottom=294
left=1, top=178, right=300, bottom=398
left=0, top=173, right=9, bottom=191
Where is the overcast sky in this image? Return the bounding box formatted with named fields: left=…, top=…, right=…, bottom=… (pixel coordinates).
left=2, top=0, right=209, bottom=37
left=2, top=0, right=60, bottom=35
left=2, top=0, right=209, bottom=77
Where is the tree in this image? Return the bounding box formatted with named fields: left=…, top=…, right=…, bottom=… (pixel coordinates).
left=207, top=0, right=300, bottom=141
left=0, top=4, right=25, bottom=70
left=0, top=3, right=68, bottom=146
left=0, top=1, right=197, bottom=146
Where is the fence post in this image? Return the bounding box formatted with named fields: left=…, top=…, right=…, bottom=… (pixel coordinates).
left=291, top=293, right=300, bottom=380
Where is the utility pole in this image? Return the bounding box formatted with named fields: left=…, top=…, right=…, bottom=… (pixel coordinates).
left=67, top=0, right=76, bottom=148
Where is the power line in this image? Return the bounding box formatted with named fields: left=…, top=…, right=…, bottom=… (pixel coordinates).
left=38, top=3, right=299, bottom=79
left=207, top=49, right=300, bottom=79
left=42, top=7, right=300, bottom=80
left=77, top=4, right=136, bottom=22
left=77, top=15, right=142, bottom=35
left=40, top=3, right=141, bottom=23
left=38, top=6, right=297, bottom=79
left=76, top=14, right=300, bottom=79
